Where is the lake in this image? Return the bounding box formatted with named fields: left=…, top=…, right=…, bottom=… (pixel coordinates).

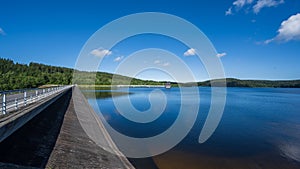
left=85, top=87, right=300, bottom=169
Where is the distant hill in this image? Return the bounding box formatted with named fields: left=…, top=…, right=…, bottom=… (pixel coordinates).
left=1, top=58, right=300, bottom=91
left=197, top=78, right=300, bottom=88
left=0, top=58, right=73, bottom=90
left=72, top=70, right=164, bottom=86
left=0, top=58, right=163, bottom=91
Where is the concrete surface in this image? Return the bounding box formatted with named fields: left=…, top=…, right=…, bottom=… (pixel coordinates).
left=0, top=88, right=70, bottom=142
left=0, top=86, right=135, bottom=169
left=46, top=87, right=135, bottom=169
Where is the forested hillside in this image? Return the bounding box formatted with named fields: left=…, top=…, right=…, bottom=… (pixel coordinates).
left=198, top=78, right=300, bottom=88
left=0, top=58, right=163, bottom=90
left=0, top=58, right=73, bottom=90
left=1, top=58, right=300, bottom=91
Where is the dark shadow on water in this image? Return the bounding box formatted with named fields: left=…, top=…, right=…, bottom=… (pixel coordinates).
left=0, top=89, right=72, bottom=168
left=128, top=157, right=159, bottom=169
left=82, top=90, right=131, bottom=99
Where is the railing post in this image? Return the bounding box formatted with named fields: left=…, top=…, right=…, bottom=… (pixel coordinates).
left=24, top=91, right=27, bottom=106
left=30, top=95, right=32, bottom=103
left=15, top=98, right=18, bottom=110
left=2, top=93, right=6, bottom=115
left=36, top=90, right=38, bottom=100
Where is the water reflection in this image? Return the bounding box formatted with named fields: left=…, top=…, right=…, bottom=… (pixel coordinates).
left=86, top=87, right=300, bottom=169
left=82, top=90, right=131, bottom=99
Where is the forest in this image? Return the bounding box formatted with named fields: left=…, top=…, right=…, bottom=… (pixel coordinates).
left=0, top=58, right=73, bottom=90
left=197, top=78, right=300, bottom=88
left=1, top=58, right=300, bottom=91
left=0, top=58, right=163, bottom=91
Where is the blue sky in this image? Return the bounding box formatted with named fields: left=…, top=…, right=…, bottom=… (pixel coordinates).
left=0, top=0, right=299, bottom=81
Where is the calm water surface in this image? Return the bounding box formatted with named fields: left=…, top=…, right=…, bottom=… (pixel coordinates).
left=86, top=87, right=300, bottom=169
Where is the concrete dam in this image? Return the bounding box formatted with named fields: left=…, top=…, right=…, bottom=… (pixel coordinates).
left=0, top=86, right=134, bottom=169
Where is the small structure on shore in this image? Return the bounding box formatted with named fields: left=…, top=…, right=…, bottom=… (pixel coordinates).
left=165, top=82, right=171, bottom=89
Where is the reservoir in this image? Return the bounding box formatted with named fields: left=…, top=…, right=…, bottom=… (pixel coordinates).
left=85, top=87, right=300, bottom=169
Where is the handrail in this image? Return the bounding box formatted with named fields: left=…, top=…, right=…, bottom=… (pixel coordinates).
left=0, top=88, right=38, bottom=95
left=0, top=85, right=72, bottom=116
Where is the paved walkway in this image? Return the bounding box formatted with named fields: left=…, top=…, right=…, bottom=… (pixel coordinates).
left=46, top=87, right=134, bottom=169
left=0, top=88, right=72, bottom=168
left=0, top=87, right=135, bottom=169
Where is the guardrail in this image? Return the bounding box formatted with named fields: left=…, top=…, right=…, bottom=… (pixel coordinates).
left=0, top=85, right=71, bottom=116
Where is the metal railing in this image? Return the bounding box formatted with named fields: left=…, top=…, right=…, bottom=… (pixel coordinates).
left=0, top=85, right=71, bottom=116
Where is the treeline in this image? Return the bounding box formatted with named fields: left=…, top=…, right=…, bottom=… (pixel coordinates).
left=197, top=78, right=300, bottom=88
left=1, top=58, right=300, bottom=91
left=0, top=58, right=163, bottom=91
left=73, top=71, right=164, bottom=86
left=0, top=58, right=73, bottom=90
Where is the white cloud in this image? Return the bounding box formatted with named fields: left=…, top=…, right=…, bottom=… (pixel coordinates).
left=114, top=56, right=124, bottom=62
left=216, top=52, right=227, bottom=57
left=90, top=48, right=112, bottom=58
left=184, top=48, right=197, bottom=56
left=0, top=28, right=5, bottom=35
left=226, top=0, right=254, bottom=15
left=154, top=60, right=170, bottom=67
left=226, top=0, right=284, bottom=15
left=154, top=60, right=161, bottom=64
left=253, top=0, right=284, bottom=14
left=265, top=13, right=300, bottom=43
left=233, top=0, right=254, bottom=8
left=225, top=7, right=233, bottom=15
left=162, top=62, right=170, bottom=67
